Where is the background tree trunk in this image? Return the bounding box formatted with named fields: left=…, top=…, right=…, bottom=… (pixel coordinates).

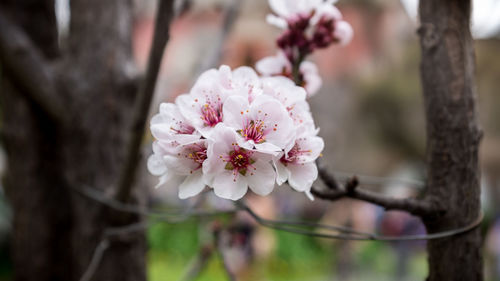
left=419, top=1, right=483, bottom=280
left=0, top=0, right=147, bottom=280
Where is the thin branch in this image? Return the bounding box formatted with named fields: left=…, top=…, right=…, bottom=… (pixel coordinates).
left=312, top=164, right=441, bottom=217
left=0, top=11, right=67, bottom=123
left=115, top=0, right=176, bottom=203
left=79, top=239, right=110, bottom=281
left=72, top=184, right=482, bottom=242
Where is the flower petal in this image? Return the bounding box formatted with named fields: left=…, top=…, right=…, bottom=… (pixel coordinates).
left=247, top=160, right=276, bottom=196
left=212, top=171, right=248, bottom=200
left=147, top=154, right=167, bottom=176
left=287, top=162, right=318, bottom=192
left=178, top=170, right=206, bottom=199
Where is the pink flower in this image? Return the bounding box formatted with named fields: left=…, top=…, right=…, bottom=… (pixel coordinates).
left=148, top=139, right=209, bottom=199
left=203, top=124, right=276, bottom=200
left=266, top=0, right=324, bottom=29
left=261, top=76, right=316, bottom=127
left=177, top=65, right=262, bottom=137
left=223, top=94, right=295, bottom=155
left=266, top=0, right=353, bottom=54
left=274, top=126, right=324, bottom=196
left=150, top=103, right=200, bottom=153
left=256, top=52, right=322, bottom=97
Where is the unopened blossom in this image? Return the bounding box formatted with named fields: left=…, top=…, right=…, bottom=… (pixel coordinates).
left=203, top=124, right=276, bottom=200
left=267, top=0, right=353, bottom=58
left=274, top=126, right=324, bottom=196
left=223, top=94, right=295, bottom=155
left=256, top=52, right=322, bottom=96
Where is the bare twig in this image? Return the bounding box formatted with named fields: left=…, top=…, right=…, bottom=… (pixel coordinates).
left=79, top=239, right=110, bottom=281
left=312, top=164, right=441, bottom=217
left=115, top=0, right=176, bottom=203
left=0, top=12, right=67, bottom=123
left=196, top=0, right=241, bottom=75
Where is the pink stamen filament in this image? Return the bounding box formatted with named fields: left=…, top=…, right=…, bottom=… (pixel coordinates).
left=185, top=144, right=207, bottom=170
left=241, top=120, right=267, bottom=144
left=201, top=103, right=223, bottom=127
left=280, top=143, right=311, bottom=165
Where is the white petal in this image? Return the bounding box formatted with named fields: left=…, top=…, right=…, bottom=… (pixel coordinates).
left=178, top=170, right=206, bottom=199
left=266, top=14, right=288, bottom=29
left=223, top=95, right=248, bottom=129
left=274, top=160, right=290, bottom=185
left=268, top=0, right=289, bottom=17
left=256, top=52, right=290, bottom=76
left=305, top=190, right=315, bottom=201
left=334, top=21, right=354, bottom=46
left=247, top=160, right=276, bottom=196
left=147, top=154, right=167, bottom=176
left=294, top=135, right=324, bottom=163
left=287, top=162, right=318, bottom=192
left=212, top=171, right=248, bottom=200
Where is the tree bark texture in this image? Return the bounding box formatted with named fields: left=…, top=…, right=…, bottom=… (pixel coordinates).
left=419, top=1, right=483, bottom=280
left=0, top=0, right=146, bottom=280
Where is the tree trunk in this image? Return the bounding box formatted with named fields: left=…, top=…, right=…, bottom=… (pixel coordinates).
left=0, top=0, right=146, bottom=280
left=419, top=1, right=483, bottom=280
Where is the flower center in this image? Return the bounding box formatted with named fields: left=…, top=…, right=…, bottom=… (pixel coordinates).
left=240, top=120, right=266, bottom=144
left=170, top=121, right=195, bottom=135
left=185, top=143, right=207, bottom=170
left=224, top=148, right=255, bottom=177
left=201, top=103, right=223, bottom=127
left=280, top=142, right=311, bottom=165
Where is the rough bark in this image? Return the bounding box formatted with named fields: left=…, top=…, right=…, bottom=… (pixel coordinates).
left=0, top=0, right=146, bottom=280
left=418, top=1, right=483, bottom=280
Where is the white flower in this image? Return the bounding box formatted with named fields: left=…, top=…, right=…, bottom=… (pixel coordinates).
left=177, top=65, right=262, bottom=137
left=223, top=94, right=296, bottom=155
left=267, top=0, right=324, bottom=29
left=256, top=52, right=322, bottom=97
left=148, top=139, right=209, bottom=199
left=274, top=126, right=324, bottom=195
left=150, top=103, right=200, bottom=153
left=261, top=76, right=315, bottom=128
left=203, top=124, right=276, bottom=200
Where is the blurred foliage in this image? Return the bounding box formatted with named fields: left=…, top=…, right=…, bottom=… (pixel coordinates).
left=147, top=217, right=428, bottom=281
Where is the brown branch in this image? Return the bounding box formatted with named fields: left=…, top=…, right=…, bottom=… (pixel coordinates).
left=114, top=0, right=176, bottom=203
left=0, top=11, right=67, bottom=123
left=312, top=164, right=442, bottom=217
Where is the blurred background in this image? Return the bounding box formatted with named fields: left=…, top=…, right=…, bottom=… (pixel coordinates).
left=1, top=0, right=500, bottom=280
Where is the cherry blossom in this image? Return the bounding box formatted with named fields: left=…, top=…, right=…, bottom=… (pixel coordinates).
left=274, top=125, right=324, bottom=197
left=203, top=124, right=276, bottom=200
left=177, top=65, right=262, bottom=137
left=267, top=0, right=353, bottom=59
left=223, top=94, right=295, bottom=155
left=261, top=76, right=316, bottom=128
left=148, top=139, right=209, bottom=199
left=256, top=53, right=322, bottom=97
left=150, top=102, right=199, bottom=153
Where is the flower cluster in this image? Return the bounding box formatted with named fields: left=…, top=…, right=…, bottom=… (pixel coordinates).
left=148, top=0, right=353, bottom=200
left=257, top=0, right=353, bottom=97
left=148, top=66, right=324, bottom=200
